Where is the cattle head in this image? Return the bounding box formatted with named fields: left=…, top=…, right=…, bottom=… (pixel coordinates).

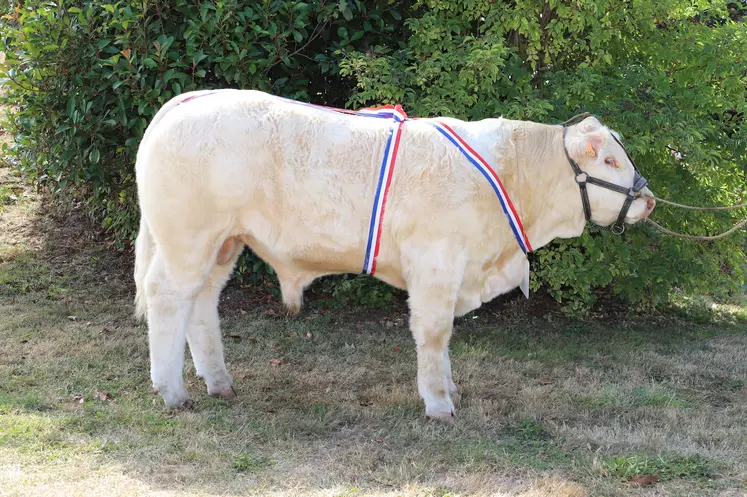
left=564, top=116, right=655, bottom=230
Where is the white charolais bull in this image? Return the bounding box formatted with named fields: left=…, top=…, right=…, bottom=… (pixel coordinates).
left=134, top=89, right=655, bottom=420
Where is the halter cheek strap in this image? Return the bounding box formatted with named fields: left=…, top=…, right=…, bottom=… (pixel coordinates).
left=562, top=120, right=649, bottom=234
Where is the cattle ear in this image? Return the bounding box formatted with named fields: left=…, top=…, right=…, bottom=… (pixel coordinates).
left=577, top=130, right=605, bottom=159
left=581, top=117, right=603, bottom=133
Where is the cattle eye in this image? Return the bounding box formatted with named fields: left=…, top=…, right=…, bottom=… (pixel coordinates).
left=604, top=157, right=617, bottom=167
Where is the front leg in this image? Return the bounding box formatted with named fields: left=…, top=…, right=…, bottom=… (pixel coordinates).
left=410, top=306, right=457, bottom=419
left=403, top=241, right=465, bottom=421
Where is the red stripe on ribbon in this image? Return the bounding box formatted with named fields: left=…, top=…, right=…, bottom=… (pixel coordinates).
left=370, top=116, right=405, bottom=274
left=438, top=122, right=533, bottom=252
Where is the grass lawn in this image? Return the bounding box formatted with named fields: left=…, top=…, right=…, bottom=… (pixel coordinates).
left=1, top=160, right=746, bottom=496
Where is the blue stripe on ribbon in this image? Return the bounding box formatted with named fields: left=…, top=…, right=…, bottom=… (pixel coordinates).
left=431, top=125, right=529, bottom=255
left=362, top=122, right=397, bottom=273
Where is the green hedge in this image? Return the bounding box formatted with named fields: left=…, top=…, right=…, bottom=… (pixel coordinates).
left=1, top=0, right=745, bottom=313
left=0, top=0, right=410, bottom=241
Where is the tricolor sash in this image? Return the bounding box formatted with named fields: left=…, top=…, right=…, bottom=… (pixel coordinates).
left=425, top=121, right=533, bottom=255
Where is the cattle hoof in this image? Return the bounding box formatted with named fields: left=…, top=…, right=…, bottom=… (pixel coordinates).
left=210, top=386, right=237, bottom=400
left=283, top=303, right=301, bottom=316
left=427, top=410, right=456, bottom=423
left=425, top=399, right=456, bottom=422
left=424, top=394, right=456, bottom=422
left=157, top=385, right=191, bottom=408
left=169, top=398, right=195, bottom=411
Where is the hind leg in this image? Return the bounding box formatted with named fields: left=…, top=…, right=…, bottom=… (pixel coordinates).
left=145, top=248, right=212, bottom=407
left=145, top=226, right=231, bottom=408
left=187, top=237, right=243, bottom=399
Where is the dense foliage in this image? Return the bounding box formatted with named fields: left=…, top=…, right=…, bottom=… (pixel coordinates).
left=0, top=0, right=409, bottom=240
left=1, top=0, right=745, bottom=312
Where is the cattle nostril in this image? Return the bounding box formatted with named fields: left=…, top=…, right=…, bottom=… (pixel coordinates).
left=646, top=198, right=656, bottom=211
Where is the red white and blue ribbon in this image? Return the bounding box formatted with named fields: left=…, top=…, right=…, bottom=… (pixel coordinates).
left=360, top=105, right=407, bottom=274
left=277, top=98, right=408, bottom=273
left=426, top=121, right=533, bottom=255
left=177, top=91, right=220, bottom=104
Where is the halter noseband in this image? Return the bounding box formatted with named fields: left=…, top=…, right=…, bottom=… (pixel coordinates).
left=561, top=114, right=649, bottom=234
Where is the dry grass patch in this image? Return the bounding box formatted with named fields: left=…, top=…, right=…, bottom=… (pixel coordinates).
left=0, top=163, right=40, bottom=261
left=3, top=283, right=745, bottom=496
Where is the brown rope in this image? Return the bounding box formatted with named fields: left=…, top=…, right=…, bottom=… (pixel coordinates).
left=645, top=196, right=747, bottom=240
left=653, top=196, right=747, bottom=211
left=646, top=216, right=747, bottom=241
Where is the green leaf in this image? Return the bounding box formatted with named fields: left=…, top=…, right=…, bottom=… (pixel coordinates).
left=66, top=97, right=75, bottom=118
left=338, top=0, right=353, bottom=21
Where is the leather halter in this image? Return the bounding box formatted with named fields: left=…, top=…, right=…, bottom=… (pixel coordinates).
left=561, top=114, right=649, bottom=234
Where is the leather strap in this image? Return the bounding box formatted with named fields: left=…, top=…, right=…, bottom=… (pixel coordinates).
left=562, top=117, right=649, bottom=233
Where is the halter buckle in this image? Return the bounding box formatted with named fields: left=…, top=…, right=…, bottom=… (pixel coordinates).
left=611, top=224, right=625, bottom=235
left=575, top=172, right=588, bottom=185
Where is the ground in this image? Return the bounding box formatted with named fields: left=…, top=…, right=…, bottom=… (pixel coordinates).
left=0, top=155, right=746, bottom=497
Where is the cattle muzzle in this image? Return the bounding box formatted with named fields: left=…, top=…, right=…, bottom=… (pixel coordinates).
left=562, top=114, right=650, bottom=235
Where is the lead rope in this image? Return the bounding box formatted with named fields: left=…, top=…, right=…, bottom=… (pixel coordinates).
left=652, top=197, right=747, bottom=211
left=645, top=197, right=747, bottom=241
left=646, top=217, right=747, bottom=241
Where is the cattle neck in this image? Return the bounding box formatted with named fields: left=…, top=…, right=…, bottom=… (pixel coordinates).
left=499, top=120, right=587, bottom=250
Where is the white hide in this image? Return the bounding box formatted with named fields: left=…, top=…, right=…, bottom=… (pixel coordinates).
left=134, top=89, right=655, bottom=419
